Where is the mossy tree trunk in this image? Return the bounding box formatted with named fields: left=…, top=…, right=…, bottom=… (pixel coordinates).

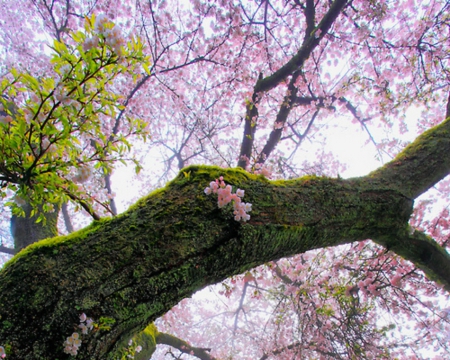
left=1, top=109, right=450, bottom=359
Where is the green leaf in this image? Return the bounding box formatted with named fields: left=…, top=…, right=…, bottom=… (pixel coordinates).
left=143, top=63, right=151, bottom=75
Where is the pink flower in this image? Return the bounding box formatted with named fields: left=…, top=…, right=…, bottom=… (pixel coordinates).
left=205, top=177, right=252, bottom=222
left=0, top=115, right=13, bottom=124
left=391, top=274, right=402, bottom=287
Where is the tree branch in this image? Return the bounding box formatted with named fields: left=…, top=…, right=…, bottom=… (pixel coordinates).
left=0, top=165, right=414, bottom=359
left=2, top=97, right=450, bottom=358
left=156, top=332, right=218, bottom=360
left=237, top=0, right=350, bottom=168
left=369, top=92, right=450, bottom=199
left=374, top=229, right=450, bottom=291
left=0, top=245, right=15, bottom=255
left=253, top=0, right=349, bottom=94
left=255, top=71, right=301, bottom=165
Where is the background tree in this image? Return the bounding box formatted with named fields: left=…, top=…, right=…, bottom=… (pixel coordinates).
left=0, top=0, right=450, bottom=359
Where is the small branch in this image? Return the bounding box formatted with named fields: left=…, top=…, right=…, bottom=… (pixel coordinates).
left=156, top=332, right=218, bottom=360
left=64, top=192, right=101, bottom=221
left=0, top=245, right=15, bottom=255
left=104, top=173, right=118, bottom=216
left=259, top=341, right=302, bottom=360
left=272, top=262, right=294, bottom=284
left=233, top=282, right=249, bottom=333
left=255, top=71, right=302, bottom=165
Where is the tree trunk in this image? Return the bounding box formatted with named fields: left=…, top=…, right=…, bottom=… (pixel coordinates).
left=1, top=112, right=450, bottom=359
left=10, top=202, right=59, bottom=251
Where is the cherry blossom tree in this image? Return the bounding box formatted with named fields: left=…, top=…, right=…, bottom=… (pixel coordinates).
left=0, top=0, right=450, bottom=359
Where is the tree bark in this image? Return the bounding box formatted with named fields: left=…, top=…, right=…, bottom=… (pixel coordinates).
left=155, top=332, right=217, bottom=360
left=10, top=202, right=59, bottom=250
left=1, top=113, right=450, bottom=359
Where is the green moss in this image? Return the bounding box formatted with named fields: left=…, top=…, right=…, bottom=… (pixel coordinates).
left=134, top=323, right=157, bottom=359
left=2, top=217, right=111, bottom=270
left=367, top=115, right=450, bottom=198
left=0, top=165, right=425, bottom=359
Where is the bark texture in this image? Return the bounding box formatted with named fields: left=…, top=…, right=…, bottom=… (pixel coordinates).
left=10, top=202, right=59, bottom=250
left=0, top=114, right=450, bottom=359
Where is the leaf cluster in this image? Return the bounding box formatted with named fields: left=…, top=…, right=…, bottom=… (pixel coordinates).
left=0, top=15, right=151, bottom=221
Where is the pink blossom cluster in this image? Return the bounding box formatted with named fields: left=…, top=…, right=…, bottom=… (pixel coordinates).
left=63, top=313, right=93, bottom=356
left=253, top=163, right=272, bottom=178
left=52, top=85, right=75, bottom=106
left=40, top=138, right=57, bottom=156
left=82, top=36, right=99, bottom=52
left=73, top=166, right=93, bottom=184
left=357, top=277, right=381, bottom=297
left=13, top=194, right=26, bottom=206
left=78, top=313, right=94, bottom=334
left=0, top=346, right=5, bottom=358
left=238, top=156, right=273, bottom=179
left=204, top=176, right=252, bottom=222
left=93, top=14, right=125, bottom=55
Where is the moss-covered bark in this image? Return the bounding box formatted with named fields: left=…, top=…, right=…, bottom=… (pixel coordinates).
left=0, top=113, right=450, bottom=359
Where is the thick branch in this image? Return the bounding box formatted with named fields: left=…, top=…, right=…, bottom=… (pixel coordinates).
left=237, top=97, right=259, bottom=168
left=2, top=101, right=450, bottom=358
left=374, top=229, right=450, bottom=291
left=255, top=71, right=301, bottom=165
left=369, top=93, right=450, bottom=199
left=0, top=166, right=413, bottom=359
left=61, top=202, right=74, bottom=233
left=10, top=202, right=59, bottom=251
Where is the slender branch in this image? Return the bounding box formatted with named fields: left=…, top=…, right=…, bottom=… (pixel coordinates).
left=103, top=173, right=118, bottom=216
left=255, top=70, right=301, bottom=165
left=259, top=341, right=302, bottom=360
left=156, top=332, right=218, bottom=360
left=64, top=191, right=101, bottom=220
left=233, top=282, right=249, bottom=333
